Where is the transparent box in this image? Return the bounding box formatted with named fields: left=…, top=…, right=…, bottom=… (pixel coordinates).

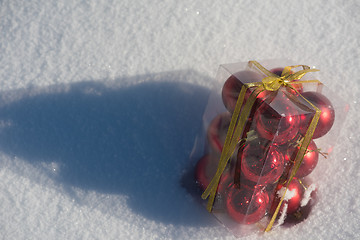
left=192, top=60, right=349, bottom=237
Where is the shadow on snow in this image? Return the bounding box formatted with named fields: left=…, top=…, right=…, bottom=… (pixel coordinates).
left=0, top=70, right=219, bottom=227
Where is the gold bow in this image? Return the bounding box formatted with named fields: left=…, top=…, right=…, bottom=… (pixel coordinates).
left=201, top=60, right=322, bottom=232
left=248, top=61, right=319, bottom=91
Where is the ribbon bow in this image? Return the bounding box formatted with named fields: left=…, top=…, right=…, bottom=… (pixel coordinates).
left=201, top=60, right=322, bottom=232
left=248, top=60, right=319, bottom=91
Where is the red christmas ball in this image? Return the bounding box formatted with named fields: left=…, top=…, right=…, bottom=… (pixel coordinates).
left=216, top=170, right=233, bottom=194
left=270, top=67, right=284, bottom=76
left=207, top=112, right=231, bottom=153
left=233, top=144, right=263, bottom=187
left=299, top=92, right=335, bottom=139
left=194, top=155, right=231, bottom=193
left=270, top=178, right=305, bottom=214
left=254, top=94, right=301, bottom=145
left=239, top=139, right=285, bottom=185
left=283, top=181, right=317, bottom=225
left=222, top=71, right=269, bottom=113
left=226, top=184, right=269, bottom=224
left=285, top=140, right=319, bottom=178
left=194, top=155, right=215, bottom=191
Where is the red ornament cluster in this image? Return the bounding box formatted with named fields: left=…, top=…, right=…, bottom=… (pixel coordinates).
left=195, top=67, right=335, bottom=226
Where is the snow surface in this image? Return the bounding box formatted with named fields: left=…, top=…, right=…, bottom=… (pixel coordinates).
left=0, top=0, right=359, bottom=239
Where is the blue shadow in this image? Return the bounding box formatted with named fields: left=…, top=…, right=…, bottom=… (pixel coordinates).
left=0, top=70, right=218, bottom=227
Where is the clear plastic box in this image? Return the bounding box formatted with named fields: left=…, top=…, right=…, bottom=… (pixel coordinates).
left=192, top=60, right=349, bottom=237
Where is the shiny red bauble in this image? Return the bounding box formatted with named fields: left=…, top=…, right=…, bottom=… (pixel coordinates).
left=283, top=182, right=317, bottom=225
left=194, top=155, right=231, bottom=193
left=270, top=178, right=305, bottom=214
left=299, top=91, right=335, bottom=139
left=194, top=155, right=215, bottom=191
left=285, top=140, right=319, bottom=178
left=207, top=112, right=231, bottom=153
left=222, top=71, right=268, bottom=113
left=254, top=94, right=301, bottom=145
left=270, top=68, right=284, bottom=76
left=226, top=184, right=269, bottom=224
left=239, top=139, right=285, bottom=185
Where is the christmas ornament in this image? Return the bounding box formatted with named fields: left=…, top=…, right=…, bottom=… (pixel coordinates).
left=284, top=183, right=317, bottom=225
left=226, top=184, right=269, bottom=224
left=216, top=170, right=233, bottom=194
left=194, top=155, right=214, bottom=191
left=299, top=91, right=335, bottom=139
left=270, top=178, right=305, bottom=214
left=239, top=139, right=285, bottom=185
left=233, top=149, right=263, bottom=189
left=270, top=68, right=284, bottom=76
left=284, top=140, right=319, bottom=178
left=207, top=112, right=231, bottom=153
left=194, top=155, right=231, bottom=193
left=222, top=71, right=268, bottom=113
left=254, top=94, right=301, bottom=145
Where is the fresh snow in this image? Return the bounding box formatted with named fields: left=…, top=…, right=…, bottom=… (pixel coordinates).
left=0, top=0, right=359, bottom=239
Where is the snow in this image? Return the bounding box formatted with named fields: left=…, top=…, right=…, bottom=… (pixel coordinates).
left=0, top=0, right=359, bottom=239
left=300, top=184, right=316, bottom=207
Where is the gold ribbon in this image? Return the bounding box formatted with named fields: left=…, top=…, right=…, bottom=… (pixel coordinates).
left=201, top=60, right=322, bottom=232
